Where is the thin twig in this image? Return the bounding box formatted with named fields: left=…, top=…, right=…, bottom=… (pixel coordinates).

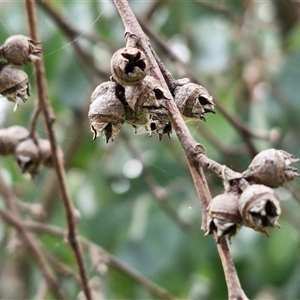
left=24, top=1, right=92, bottom=299
left=0, top=206, right=65, bottom=299
left=0, top=168, right=66, bottom=299
left=24, top=221, right=178, bottom=300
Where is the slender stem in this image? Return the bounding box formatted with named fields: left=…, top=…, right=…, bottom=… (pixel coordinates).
left=217, top=239, right=249, bottom=300
left=24, top=221, right=178, bottom=300
left=24, top=1, right=92, bottom=299
left=0, top=178, right=65, bottom=299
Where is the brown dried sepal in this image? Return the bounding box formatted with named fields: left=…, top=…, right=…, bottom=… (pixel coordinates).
left=174, top=79, right=215, bottom=121
left=243, top=148, right=299, bottom=188
left=14, top=138, right=41, bottom=176
left=205, top=192, right=242, bottom=243
left=0, top=35, right=41, bottom=66
left=89, top=82, right=125, bottom=142
left=0, top=64, right=30, bottom=109
left=111, top=47, right=149, bottom=86
left=238, top=184, right=281, bottom=235
left=0, top=126, right=29, bottom=155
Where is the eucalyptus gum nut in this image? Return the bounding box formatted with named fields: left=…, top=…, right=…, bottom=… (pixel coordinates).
left=110, top=47, right=148, bottom=86
left=124, top=75, right=165, bottom=113
left=0, top=35, right=41, bottom=66
left=14, top=138, right=41, bottom=176
left=173, top=81, right=215, bottom=121
left=88, top=84, right=125, bottom=143
left=243, top=148, right=299, bottom=188
left=0, top=64, right=30, bottom=109
left=90, top=81, right=113, bottom=104
left=238, top=184, right=281, bottom=235
left=0, top=126, right=29, bottom=155
left=205, top=192, right=242, bottom=243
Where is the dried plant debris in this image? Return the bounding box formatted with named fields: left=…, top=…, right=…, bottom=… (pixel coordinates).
left=238, top=184, right=281, bottom=235
left=206, top=192, right=242, bottom=243
left=0, top=63, right=30, bottom=110
left=0, top=35, right=41, bottom=66
left=243, top=148, right=299, bottom=188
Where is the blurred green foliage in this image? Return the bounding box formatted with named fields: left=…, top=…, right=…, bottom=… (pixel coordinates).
left=0, top=1, right=300, bottom=299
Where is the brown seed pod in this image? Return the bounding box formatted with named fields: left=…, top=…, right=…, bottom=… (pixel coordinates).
left=89, top=82, right=125, bottom=142
left=205, top=192, right=242, bottom=243
left=14, top=138, right=41, bottom=176
left=124, top=75, right=168, bottom=113
left=238, top=184, right=281, bottom=235
left=0, top=35, right=41, bottom=66
left=243, top=148, right=299, bottom=188
left=90, top=81, right=113, bottom=104
left=111, top=47, right=149, bottom=86
left=0, top=64, right=30, bottom=109
left=0, top=126, right=29, bottom=155
left=173, top=79, right=215, bottom=121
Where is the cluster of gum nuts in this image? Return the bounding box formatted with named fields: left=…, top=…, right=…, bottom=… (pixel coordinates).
left=0, top=35, right=59, bottom=176
left=0, top=35, right=41, bottom=110
left=88, top=36, right=215, bottom=142
left=206, top=148, right=299, bottom=242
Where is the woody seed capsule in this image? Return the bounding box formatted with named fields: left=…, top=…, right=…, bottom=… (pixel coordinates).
left=173, top=79, right=215, bottom=121
left=14, top=137, right=41, bottom=176
left=0, top=35, right=41, bottom=66
left=205, top=192, right=242, bottom=243
left=243, top=148, right=299, bottom=188
left=89, top=82, right=125, bottom=142
left=238, top=184, right=281, bottom=235
left=0, top=64, right=30, bottom=109
left=111, top=47, right=149, bottom=86
left=0, top=126, right=29, bottom=155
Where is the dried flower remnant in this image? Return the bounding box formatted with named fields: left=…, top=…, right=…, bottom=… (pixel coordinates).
left=243, top=148, right=299, bottom=188
left=173, top=78, right=215, bottom=121
left=89, top=82, right=125, bottom=142
left=238, top=184, right=281, bottom=235
left=0, top=35, right=41, bottom=66
left=111, top=47, right=149, bottom=86
left=0, top=126, right=29, bottom=155
left=205, top=192, right=242, bottom=243
left=0, top=63, right=30, bottom=110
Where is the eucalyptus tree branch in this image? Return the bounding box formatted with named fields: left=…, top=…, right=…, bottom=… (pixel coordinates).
left=0, top=203, right=65, bottom=299
left=24, top=221, right=178, bottom=300
left=24, top=1, right=92, bottom=300
left=111, top=1, right=248, bottom=299
left=0, top=167, right=66, bottom=299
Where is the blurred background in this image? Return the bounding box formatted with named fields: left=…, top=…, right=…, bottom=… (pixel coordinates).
left=0, top=1, right=300, bottom=299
